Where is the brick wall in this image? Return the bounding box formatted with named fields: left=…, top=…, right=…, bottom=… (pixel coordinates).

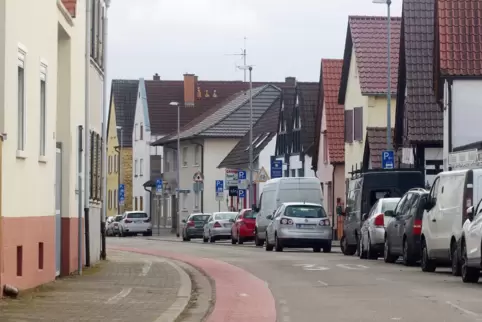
left=121, top=148, right=133, bottom=211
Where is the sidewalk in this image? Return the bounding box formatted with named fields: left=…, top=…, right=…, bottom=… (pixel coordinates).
left=0, top=251, right=191, bottom=322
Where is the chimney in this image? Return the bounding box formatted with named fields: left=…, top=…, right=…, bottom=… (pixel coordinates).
left=285, top=77, right=297, bottom=87
left=184, top=73, right=197, bottom=107
left=153, top=73, right=160, bottom=81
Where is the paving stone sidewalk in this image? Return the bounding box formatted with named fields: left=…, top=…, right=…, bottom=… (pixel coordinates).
left=0, top=250, right=191, bottom=322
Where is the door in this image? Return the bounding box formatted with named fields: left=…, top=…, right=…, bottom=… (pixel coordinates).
left=467, top=198, right=482, bottom=259
left=393, top=193, right=413, bottom=252
left=55, top=146, right=62, bottom=277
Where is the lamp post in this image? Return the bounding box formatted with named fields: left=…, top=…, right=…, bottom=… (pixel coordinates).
left=169, top=101, right=181, bottom=237
left=373, top=0, right=392, bottom=150
left=116, top=126, right=123, bottom=214
left=237, top=65, right=254, bottom=207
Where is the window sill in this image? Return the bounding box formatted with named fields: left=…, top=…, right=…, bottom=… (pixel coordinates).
left=38, top=155, right=48, bottom=163
left=182, top=165, right=188, bottom=168
left=16, top=150, right=27, bottom=159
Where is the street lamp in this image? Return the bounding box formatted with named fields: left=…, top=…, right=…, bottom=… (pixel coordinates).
left=116, top=125, right=123, bottom=214
left=237, top=65, right=254, bottom=207
left=373, top=0, right=392, bottom=150
left=169, top=101, right=181, bottom=237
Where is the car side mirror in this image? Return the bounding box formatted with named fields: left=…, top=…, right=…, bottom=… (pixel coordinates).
left=181, top=219, right=186, bottom=223
left=252, top=204, right=258, bottom=212
left=424, top=199, right=434, bottom=210
left=467, top=206, right=474, bottom=221
left=384, top=210, right=395, bottom=217
left=229, top=218, right=235, bottom=223
left=266, top=215, right=273, bottom=220
left=362, top=213, right=368, bottom=221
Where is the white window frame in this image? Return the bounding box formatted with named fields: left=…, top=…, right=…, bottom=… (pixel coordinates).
left=140, top=158, right=144, bottom=176
left=17, top=46, right=27, bottom=155
left=194, top=145, right=200, bottom=166
left=182, top=146, right=188, bottom=167
left=135, top=158, right=138, bottom=176
left=39, top=61, right=47, bottom=158
left=134, top=123, right=138, bottom=141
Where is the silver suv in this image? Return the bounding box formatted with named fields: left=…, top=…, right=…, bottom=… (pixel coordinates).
left=119, top=211, right=152, bottom=237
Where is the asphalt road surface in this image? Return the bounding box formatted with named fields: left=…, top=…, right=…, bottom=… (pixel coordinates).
left=109, top=237, right=482, bottom=322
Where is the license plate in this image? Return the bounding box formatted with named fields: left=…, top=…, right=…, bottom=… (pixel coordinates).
left=224, top=223, right=232, bottom=227
left=135, top=220, right=143, bottom=224
left=297, top=224, right=315, bottom=229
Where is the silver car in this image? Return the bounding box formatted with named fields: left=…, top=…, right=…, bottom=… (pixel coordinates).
left=265, top=202, right=332, bottom=253
left=359, top=197, right=400, bottom=259
left=119, top=211, right=152, bottom=237
left=203, top=212, right=237, bottom=243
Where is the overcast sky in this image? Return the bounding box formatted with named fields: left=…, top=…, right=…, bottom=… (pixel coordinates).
left=108, top=0, right=402, bottom=83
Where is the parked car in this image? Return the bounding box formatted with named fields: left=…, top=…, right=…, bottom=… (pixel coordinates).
left=119, top=211, right=152, bottom=237
left=359, top=197, right=400, bottom=260
left=106, top=214, right=123, bottom=236
left=265, top=202, right=332, bottom=253
left=203, top=212, right=238, bottom=243
left=420, top=169, right=482, bottom=275
left=384, top=188, right=428, bottom=265
left=253, top=177, right=323, bottom=247
left=181, top=213, right=211, bottom=241
left=231, top=209, right=256, bottom=244
left=459, top=199, right=482, bottom=283
left=341, top=169, right=424, bottom=256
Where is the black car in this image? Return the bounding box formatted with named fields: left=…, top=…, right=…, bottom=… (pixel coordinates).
left=384, top=188, right=428, bottom=265
left=181, top=213, right=211, bottom=241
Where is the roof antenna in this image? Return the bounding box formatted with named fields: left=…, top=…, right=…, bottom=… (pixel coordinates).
left=225, top=36, right=248, bottom=82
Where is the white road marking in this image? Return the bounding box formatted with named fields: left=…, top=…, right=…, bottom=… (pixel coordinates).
left=139, top=260, right=152, bottom=277
left=376, top=277, right=388, bottom=282
left=446, top=301, right=479, bottom=317
left=105, top=288, right=132, bottom=304
left=279, top=299, right=288, bottom=305
left=336, top=264, right=369, bottom=270
left=317, top=280, right=328, bottom=286
left=293, top=264, right=330, bottom=271
left=239, top=293, right=248, bottom=297
left=391, top=318, right=402, bottom=320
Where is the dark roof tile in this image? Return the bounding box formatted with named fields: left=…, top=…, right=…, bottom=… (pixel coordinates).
left=110, top=80, right=139, bottom=147
left=365, top=127, right=400, bottom=168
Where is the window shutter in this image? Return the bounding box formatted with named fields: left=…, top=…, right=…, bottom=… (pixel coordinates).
left=344, top=110, right=353, bottom=143
left=354, top=107, right=363, bottom=141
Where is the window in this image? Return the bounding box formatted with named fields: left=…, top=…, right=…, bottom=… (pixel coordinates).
left=298, top=168, right=304, bottom=177
left=165, top=150, right=171, bottom=172
left=134, top=197, right=138, bottom=210
left=108, top=156, right=112, bottom=173
left=140, top=123, right=143, bottom=140
left=140, top=196, right=143, bottom=211
left=344, top=110, right=353, bottom=143
left=134, top=123, right=138, bottom=141
left=108, top=190, right=112, bottom=210
left=182, top=147, right=188, bottom=167
left=17, top=49, right=26, bottom=151
left=135, top=159, right=138, bottom=176
left=291, top=169, right=296, bottom=177
left=194, top=145, right=200, bottom=166
left=40, top=64, right=47, bottom=156
left=90, top=0, right=104, bottom=68
left=353, top=107, right=363, bottom=141
left=140, top=158, right=144, bottom=176
left=114, top=155, right=117, bottom=173
left=114, top=189, right=117, bottom=209
left=323, top=133, right=328, bottom=164
left=173, top=151, right=178, bottom=170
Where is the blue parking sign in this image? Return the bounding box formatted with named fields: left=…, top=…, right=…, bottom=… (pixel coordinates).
left=382, top=150, right=394, bottom=169
left=118, top=184, right=125, bottom=205
left=156, top=179, right=163, bottom=194
left=238, top=189, right=246, bottom=198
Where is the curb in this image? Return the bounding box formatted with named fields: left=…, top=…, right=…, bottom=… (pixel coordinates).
left=145, top=237, right=341, bottom=247
left=154, top=258, right=192, bottom=322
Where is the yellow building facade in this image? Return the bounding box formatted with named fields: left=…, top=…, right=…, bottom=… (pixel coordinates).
left=107, top=99, right=119, bottom=218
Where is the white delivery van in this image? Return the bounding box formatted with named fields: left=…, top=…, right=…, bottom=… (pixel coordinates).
left=253, top=177, right=323, bottom=246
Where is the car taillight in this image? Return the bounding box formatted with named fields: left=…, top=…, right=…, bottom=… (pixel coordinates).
left=374, top=214, right=384, bottom=227
left=124, top=219, right=132, bottom=224
left=213, top=222, right=222, bottom=228
left=280, top=218, right=293, bottom=225
left=187, top=221, right=195, bottom=227
left=319, top=219, right=330, bottom=226
left=412, top=219, right=422, bottom=235
left=144, top=217, right=151, bottom=223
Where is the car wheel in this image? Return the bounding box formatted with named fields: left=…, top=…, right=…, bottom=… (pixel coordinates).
left=341, top=235, right=356, bottom=256
left=313, top=246, right=321, bottom=253
left=238, top=232, right=244, bottom=245
left=367, top=235, right=378, bottom=260
left=209, top=232, right=215, bottom=243
left=420, top=239, right=436, bottom=272
left=144, top=231, right=153, bottom=237
left=451, top=241, right=461, bottom=276
left=461, top=240, right=479, bottom=283
left=274, top=234, right=283, bottom=252
left=265, top=233, right=274, bottom=251
left=323, top=243, right=332, bottom=253
left=231, top=233, right=237, bottom=244
left=255, top=231, right=264, bottom=247
left=402, top=238, right=416, bottom=266
left=383, top=237, right=397, bottom=263
left=359, top=236, right=367, bottom=259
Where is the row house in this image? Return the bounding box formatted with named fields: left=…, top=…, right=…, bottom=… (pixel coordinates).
left=338, top=16, right=401, bottom=178
left=0, top=0, right=105, bottom=292
left=274, top=78, right=319, bottom=178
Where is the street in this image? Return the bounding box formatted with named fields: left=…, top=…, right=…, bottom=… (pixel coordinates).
left=111, top=237, right=482, bottom=322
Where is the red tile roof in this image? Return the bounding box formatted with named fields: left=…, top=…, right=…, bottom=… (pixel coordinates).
left=61, top=0, right=77, bottom=17
left=437, top=0, right=482, bottom=76
left=339, top=16, right=402, bottom=102
left=322, top=59, right=345, bottom=164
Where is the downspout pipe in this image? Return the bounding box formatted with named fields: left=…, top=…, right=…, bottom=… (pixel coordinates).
left=84, top=0, right=91, bottom=267
left=447, top=79, right=453, bottom=171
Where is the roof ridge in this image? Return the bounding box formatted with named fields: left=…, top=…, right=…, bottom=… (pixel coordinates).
left=349, top=15, right=402, bottom=20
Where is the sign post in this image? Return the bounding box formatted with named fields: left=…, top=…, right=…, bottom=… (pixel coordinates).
left=382, top=150, right=394, bottom=169
left=155, top=179, right=163, bottom=195
left=215, top=180, right=224, bottom=212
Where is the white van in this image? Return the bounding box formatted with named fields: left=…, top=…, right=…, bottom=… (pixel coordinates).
left=421, top=168, right=482, bottom=274
left=253, top=177, right=323, bottom=246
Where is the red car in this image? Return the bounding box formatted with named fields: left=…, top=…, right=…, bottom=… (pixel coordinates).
left=231, top=209, right=256, bottom=244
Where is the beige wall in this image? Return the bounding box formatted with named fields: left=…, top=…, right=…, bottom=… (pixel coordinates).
left=121, top=148, right=133, bottom=211
left=106, top=100, right=119, bottom=217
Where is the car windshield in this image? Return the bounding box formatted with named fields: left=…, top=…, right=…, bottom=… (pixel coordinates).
left=243, top=210, right=255, bottom=219
left=214, top=213, right=237, bottom=220
left=285, top=205, right=327, bottom=218
left=126, top=212, right=148, bottom=219
left=115, top=215, right=123, bottom=222
left=381, top=198, right=400, bottom=213
left=191, top=214, right=210, bottom=222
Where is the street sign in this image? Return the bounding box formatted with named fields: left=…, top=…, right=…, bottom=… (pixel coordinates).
left=119, top=184, right=125, bottom=206
left=238, top=189, right=246, bottom=198
left=155, top=179, right=163, bottom=195
left=271, top=160, right=282, bottom=178
left=228, top=186, right=238, bottom=197
left=193, top=171, right=204, bottom=182
left=225, top=169, right=238, bottom=187
left=215, top=180, right=224, bottom=201
left=255, top=166, right=270, bottom=183
left=382, top=150, right=395, bottom=169
left=238, top=170, right=246, bottom=180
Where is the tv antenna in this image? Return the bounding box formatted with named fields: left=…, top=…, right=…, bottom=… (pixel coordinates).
left=225, top=37, right=248, bottom=82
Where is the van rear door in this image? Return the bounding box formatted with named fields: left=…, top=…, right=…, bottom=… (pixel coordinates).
left=277, top=179, right=323, bottom=205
